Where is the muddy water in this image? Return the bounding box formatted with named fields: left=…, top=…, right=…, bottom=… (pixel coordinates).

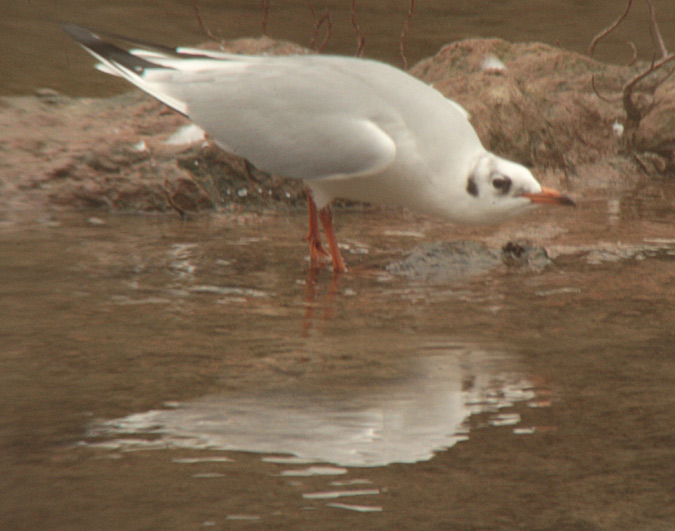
left=4, top=0, right=675, bottom=96
left=1, top=180, right=674, bottom=529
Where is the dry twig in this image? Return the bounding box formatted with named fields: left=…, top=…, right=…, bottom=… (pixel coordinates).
left=400, top=0, right=415, bottom=70
left=350, top=0, right=365, bottom=57
left=191, top=0, right=219, bottom=42
left=588, top=0, right=633, bottom=57
left=589, top=0, right=675, bottom=128
left=164, top=179, right=187, bottom=219
left=646, top=0, right=667, bottom=58
left=627, top=41, right=638, bottom=66
left=261, top=0, right=270, bottom=36
left=623, top=53, right=675, bottom=121
left=310, top=7, right=332, bottom=53
left=591, top=76, right=622, bottom=103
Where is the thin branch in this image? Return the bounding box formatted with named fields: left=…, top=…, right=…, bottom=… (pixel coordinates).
left=589, top=0, right=633, bottom=57
left=591, top=75, right=622, bottom=103
left=310, top=7, right=332, bottom=53
left=623, top=52, right=675, bottom=121
left=645, top=0, right=667, bottom=58
left=400, top=0, right=415, bottom=70
left=310, top=7, right=320, bottom=51
left=261, top=0, right=270, bottom=36
left=164, top=179, right=187, bottom=219
left=191, top=0, right=218, bottom=42
left=631, top=152, right=650, bottom=172
left=243, top=159, right=257, bottom=183
left=589, top=0, right=674, bottom=132
left=350, top=0, right=365, bottom=57
left=664, top=62, right=675, bottom=83
left=627, top=41, right=638, bottom=66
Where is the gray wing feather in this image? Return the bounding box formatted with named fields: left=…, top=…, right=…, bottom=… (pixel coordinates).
left=157, top=59, right=399, bottom=180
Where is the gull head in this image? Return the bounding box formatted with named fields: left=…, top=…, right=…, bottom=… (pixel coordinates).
left=463, top=153, right=575, bottom=224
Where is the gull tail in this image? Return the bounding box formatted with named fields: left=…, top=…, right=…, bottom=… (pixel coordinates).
left=63, top=24, right=189, bottom=115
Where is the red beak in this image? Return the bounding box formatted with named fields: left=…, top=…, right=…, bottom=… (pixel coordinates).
left=521, top=186, right=576, bottom=206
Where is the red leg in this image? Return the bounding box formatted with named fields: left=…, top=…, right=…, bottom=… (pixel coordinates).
left=306, top=189, right=330, bottom=268
left=318, top=205, right=347, bottom=273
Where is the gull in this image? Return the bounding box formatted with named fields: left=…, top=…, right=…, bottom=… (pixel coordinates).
left=63, top=24, right=575, bottom=273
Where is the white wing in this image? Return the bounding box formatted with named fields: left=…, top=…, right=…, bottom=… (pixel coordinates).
left=163, top=58, right=400, bottom=180
left=64, top=25, right=398, bottom=181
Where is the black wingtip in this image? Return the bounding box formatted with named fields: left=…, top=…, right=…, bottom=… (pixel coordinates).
left=62, top=23, right=95, bottom=44
left=62, top=23, right=166, bottom=74
left=62, top=24, right=110, bottom=52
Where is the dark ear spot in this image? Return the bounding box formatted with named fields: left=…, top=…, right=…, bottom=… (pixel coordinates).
left=466, top=176, right=478, bottom=197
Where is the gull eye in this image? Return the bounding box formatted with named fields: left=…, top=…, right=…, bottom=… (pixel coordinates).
left=491, top=175, right=511, bottom=194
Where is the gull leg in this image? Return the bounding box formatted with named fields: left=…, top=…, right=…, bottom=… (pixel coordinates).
left=318, top=205, right=347, bottom=273
left=306, top=189, right=331, bottom=268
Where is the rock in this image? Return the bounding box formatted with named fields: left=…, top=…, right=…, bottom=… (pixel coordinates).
left=410, top=39, right=626, bottom=171
left=386, top=240, right=553, bottom=283
left=35, top=88, right=68, bottom=105
left=501, top=240, right=552, bottom=271
left=176, top=145, right=306, bottom=208
left=386, top=241, right=503, bottom=283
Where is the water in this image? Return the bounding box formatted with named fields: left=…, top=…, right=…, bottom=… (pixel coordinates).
left=1, top=183, right=674, bottom=529
left=3, top=0, right=675, bottom=96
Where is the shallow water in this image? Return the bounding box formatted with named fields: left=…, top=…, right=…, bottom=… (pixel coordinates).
left=1, top=180, right=674, bottom=529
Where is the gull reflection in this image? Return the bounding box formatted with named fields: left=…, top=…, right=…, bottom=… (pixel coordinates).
left=85, top=347, right=543, bottom=467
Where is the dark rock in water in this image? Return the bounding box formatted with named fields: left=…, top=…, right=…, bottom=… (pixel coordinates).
left=387, top=240, right=552, bottom=282
left=501, top=240, right=552, bottom=270
left=35, top=88, right=68, bottom=106
left=386, top=241, right=502, bottom=283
